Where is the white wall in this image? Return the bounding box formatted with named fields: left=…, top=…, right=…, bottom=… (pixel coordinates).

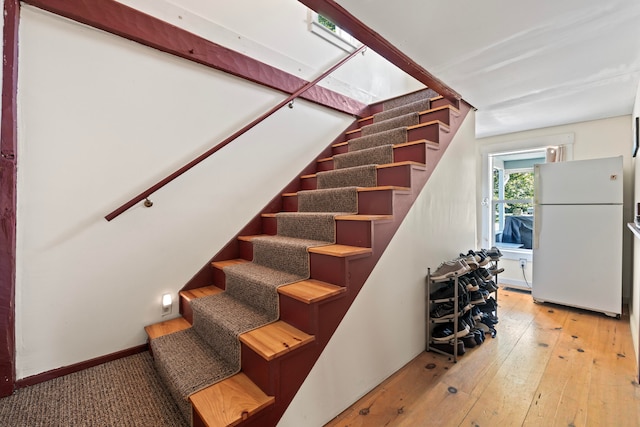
left=476, top=116, right=634, bottom=298
left=279, top=112, right=477, bottom=426
left=115, top=0, right=423, bottom=104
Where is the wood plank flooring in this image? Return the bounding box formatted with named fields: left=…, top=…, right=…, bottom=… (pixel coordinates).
left=324, top=287, right=640, bottom=427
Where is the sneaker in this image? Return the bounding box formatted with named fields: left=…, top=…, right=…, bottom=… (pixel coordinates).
left=458, top=253, right=479, bottom=270
left=485, top=246, right=503, bottom=260
left=431, top=302, right=456, bottom=319
left=461, top=334, right=477, bottom=349
left=430, top=259, right=470, bottom=281
left=469, top=290, right=486, bottom=305
left=471, top=328, right=485, bottom=345
left=430, top=281, right=467, bottom=301
left=469, top=250, right=491, bottom=267
left=481, top=279, right=498, bottom=293
left=432, top=320, right=470, bottom=342
left=480, top=297, right=498, bottom=314
left=477, top=267, right=493, bottom=281
left=471, top=306, right=482, bottom=321
left=462, top=275, right=480, bottom=291
left=429, top=340, right=465, bottom=356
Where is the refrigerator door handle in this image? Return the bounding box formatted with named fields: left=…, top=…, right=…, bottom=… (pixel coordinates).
left=533, top=204, right=540, bottom=250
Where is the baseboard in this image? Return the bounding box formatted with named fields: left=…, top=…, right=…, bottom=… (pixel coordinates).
left=499, top=277, right=532, bottom=292
left=15, top=343, right=148, bottom=389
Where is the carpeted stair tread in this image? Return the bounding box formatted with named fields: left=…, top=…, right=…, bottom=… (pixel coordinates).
left=275, top=212, right=341, bottom=242
left=322, top=139, right=438, bottom=165
left=361, top=112, right=420, bottom=136
left=347, top=127, right=408, bottom=151
left=305, top=161, right=427, bottom=179
left=278, top=279, right=346, bottom=304
left=145, top=317, right=191, bottom=340
left=373, top=98, right=431, bottom=123
left=150, top=327, right=239, bottom=420
left=382, top=88, right=439, bottom=110
left=334, top=214, right=394, bottom=221
left=250, top=235, right=331, bottom=277
left=297, top=186, right=359, bottom=213
left=239, top=320, right=315, bottom=361
left=333, top=144, right=394, bottom=170
left=189, top=373, right=274, bottom=427
left=317, top=164, right=378, bottom=189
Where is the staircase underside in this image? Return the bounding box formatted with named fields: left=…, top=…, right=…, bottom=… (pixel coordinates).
left=145, top=89, right=472, bottom=426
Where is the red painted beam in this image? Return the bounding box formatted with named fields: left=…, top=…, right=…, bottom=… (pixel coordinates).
left=22, top=0, right=367, bottom=116
left=0, top=0, right=19, bottom=398
left=298, top=0, right=462, bottom=102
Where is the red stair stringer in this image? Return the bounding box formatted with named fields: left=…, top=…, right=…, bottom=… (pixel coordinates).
left=181, top=95, right=472, bottom=426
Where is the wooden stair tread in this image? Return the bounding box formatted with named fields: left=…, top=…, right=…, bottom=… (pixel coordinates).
left=278, top=279, right=346, bottom=303
left=180, top=285, right=223, bottom=302
left=334, top=214, right=393, bottom=221
left=144, top=317, right=191, bottom=340
left=407, top=120, right=450, bottom=132
left=189, top=373, right=275, bottom=427
left=237, top=235, right=262, bottom=242
left=239, top=320, right=315, bottom=361
left=212, top=258, right=250, bottom=269
left=308, top=244, right=372, bottom=257
left=332, top=137, right=439, bottom=150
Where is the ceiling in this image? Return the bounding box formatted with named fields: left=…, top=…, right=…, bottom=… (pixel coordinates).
left=327, top=0, right=640, bottom=137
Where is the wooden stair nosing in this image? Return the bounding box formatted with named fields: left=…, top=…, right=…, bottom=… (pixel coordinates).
left=278, top=278, right=346, bottom=304
left=239, top=320, right=315, bottom=361
left=180, top=285, right=223, bottom=302
left=212, top=258, right=250, bottom=269
left=189, top=373, right=275, bottom=427
left=144, top=317, right=191, bottom=340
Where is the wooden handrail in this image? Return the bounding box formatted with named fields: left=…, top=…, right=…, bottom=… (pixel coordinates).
left=105, top=45, right=367, bottom=221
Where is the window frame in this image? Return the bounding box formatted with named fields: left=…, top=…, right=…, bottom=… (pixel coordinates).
left=307, top=11, right=360, bottom=53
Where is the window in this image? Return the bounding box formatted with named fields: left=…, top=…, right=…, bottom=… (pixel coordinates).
left=307, top=11, right=360, bottom=52
left=490, top=150, right=544, bottom=251
left=479, top=133, right=574, bottom=261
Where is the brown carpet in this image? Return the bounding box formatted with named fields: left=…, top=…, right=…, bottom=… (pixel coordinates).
left=0, top=352, right=188, bottom=427
left=348, top=127, right=408, bottom=151
left=374, top=98, right=431, bottom=123
left=316, top=164, right=377, bottom=189
left=333, top=144, right=394, bottom=170
left=361, top=112, right=419, bottom=136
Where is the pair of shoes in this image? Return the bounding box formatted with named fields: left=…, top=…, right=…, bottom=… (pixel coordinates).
left=479, top=297, right=498, bottom=314
left=468, top=249, right=491, bottom=267
left=481, top=279, right=498, bottom=293
left=431, top=300, right=471, bottom=319
left=458, top=253, right=479, bottom=270
left=430, top=259, right=470, bottom=281
left=432, top=320, right=471, bottom=342
left=430, top=281, right=467, bottom=301
left=485, top=246, right=503, bottom=260
left=459, top=275, right=479, bottom=292
left=476, top=267, right=493, bottom=281
left=429, top=339, right=465, bottom=356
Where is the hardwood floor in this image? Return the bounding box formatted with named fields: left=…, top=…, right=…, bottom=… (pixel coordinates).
left=324, top=287, right=640, bottom=427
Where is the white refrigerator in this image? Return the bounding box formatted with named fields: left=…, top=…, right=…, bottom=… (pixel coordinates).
left=532, top=156, right=623, bottom=318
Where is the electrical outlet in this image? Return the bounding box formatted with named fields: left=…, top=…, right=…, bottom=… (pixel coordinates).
left=519, top=258, right=527, bottom=268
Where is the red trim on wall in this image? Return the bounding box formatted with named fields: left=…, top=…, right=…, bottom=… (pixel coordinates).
left=298, top=0, right=462, bottom=102
left=15, top=344, right=148, bottom=388
left=22, top=0, right=367, bottom=116
left=0, top=0, right=19, bottom=398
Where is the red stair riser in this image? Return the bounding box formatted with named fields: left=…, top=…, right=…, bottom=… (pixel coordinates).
left=431, top=97, right=459, bottom=109
left=357, top=190, right=396, bottom=215
left=278, top=297, right=320, bottom=335
left=408, top=122, right=443, bottom=143
left=332, top=144, right=348, bottom=156
left=282, top=195, right=298, bottom=212
left=300, top=176, right=316, bottom=190
left=316, top=159, right=333, bottom=172
left=240, top=344, right=279, bottom=396
left=394, top=143, right=429, bottom=164
left=335, top=220, right=373, bottom=247
left=376, top=165, right=414, bottom=188
left=180, top=298, right=194, bottom=324
left=261, top=216, right=277, bottom=235
left=211, top=267, right=228, bottom=290
left=309, top=253, right=349, bottom=286
left=239, top=240, right=255, bottom=262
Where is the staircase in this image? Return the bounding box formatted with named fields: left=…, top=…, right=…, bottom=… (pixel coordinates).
left=145, top=89, right=472, bottom=426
